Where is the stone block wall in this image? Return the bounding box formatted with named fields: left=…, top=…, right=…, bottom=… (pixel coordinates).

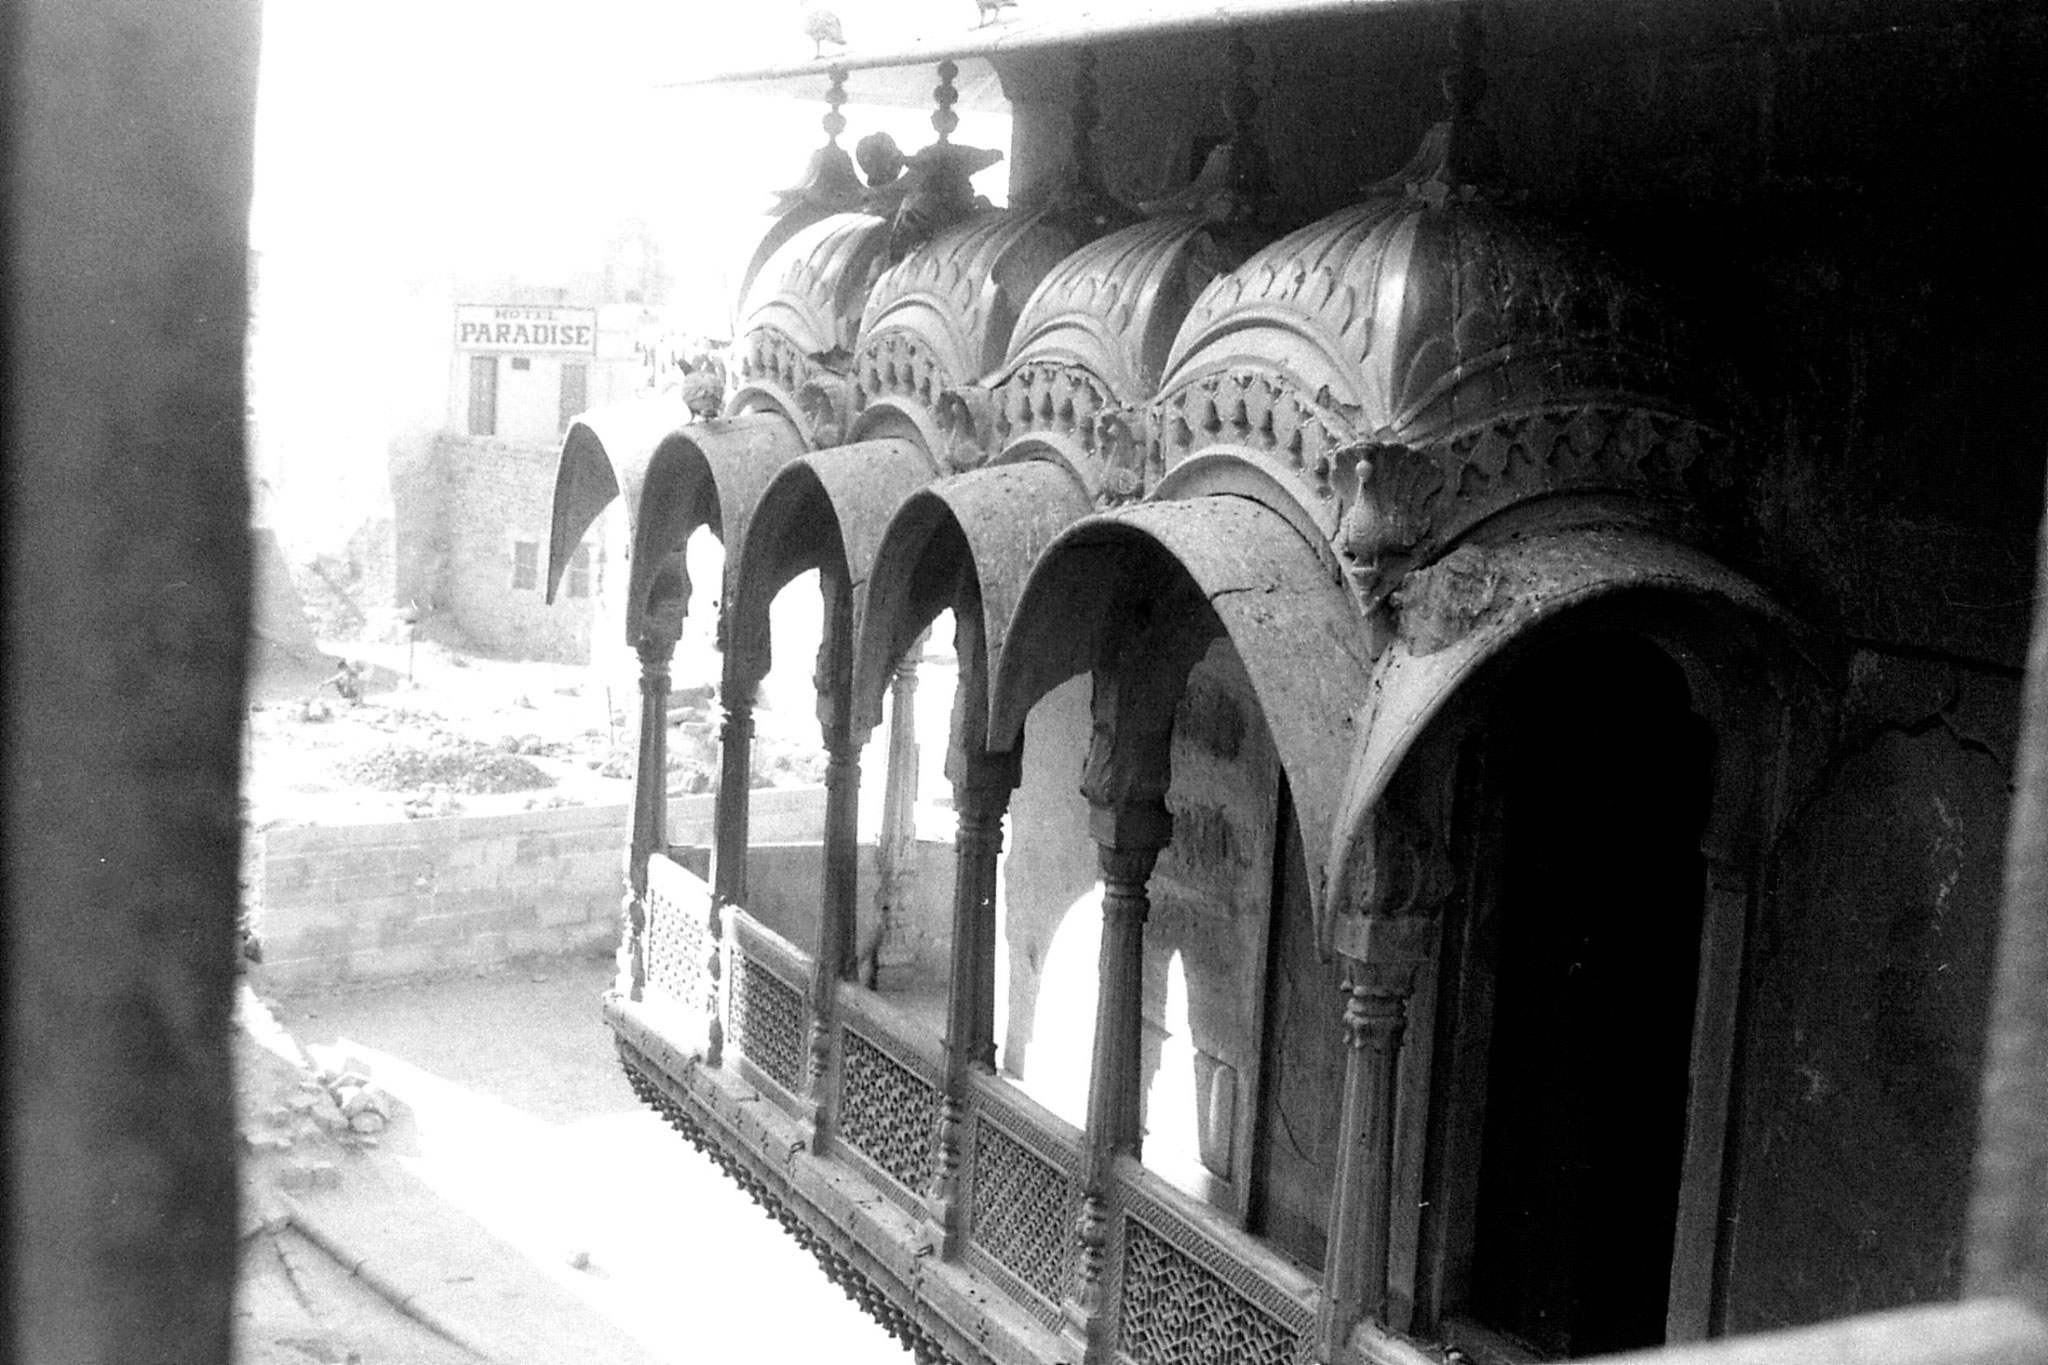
left=254, top=804, right=626, bottom=990
left=253, top=787, right=839, bottom=991
left=400, top=431, right=606, bottom=662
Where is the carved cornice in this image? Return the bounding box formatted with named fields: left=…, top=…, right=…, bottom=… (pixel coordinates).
left=1147, top=365, right=1360, bottom=506
left=1338, top=406, right=1728, bottom=618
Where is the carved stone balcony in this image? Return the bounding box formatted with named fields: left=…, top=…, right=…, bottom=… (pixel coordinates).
left=614, top=852, right=1338, bottom=1365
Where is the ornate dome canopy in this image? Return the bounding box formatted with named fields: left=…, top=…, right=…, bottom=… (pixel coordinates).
left=737, top=211, right=892, bottom=358
left=854, top=206, right=1087, bottom=407
left=732, top=212, right=892, bottom=428
left=1000, top=212, right=1240, bottom=401
left=1146, top=125, right=1733, bottom=626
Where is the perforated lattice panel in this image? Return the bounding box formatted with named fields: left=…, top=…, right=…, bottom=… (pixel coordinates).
left=1118, top=1215, right=1310, bottom=1365
left=643, top=876, right=710, bottom=1005
left=969, top=1118, right=1078, bottom=1308
left=730, top=950, right=807, bottom=1095
left=839, top=1028, right=939, bottom=1193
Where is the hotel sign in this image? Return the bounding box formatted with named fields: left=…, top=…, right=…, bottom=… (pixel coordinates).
left=455, top=304, right=597, bottom=354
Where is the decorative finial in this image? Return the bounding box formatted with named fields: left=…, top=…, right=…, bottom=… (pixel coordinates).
left=766, top=69, right=866, bottom=217
left=1370, top=0, right=1501, bottom=205
left=823, top=65, right=848, bottom=145
left=1135, top=33, right=1271, bottom=225
left=1016, top=49, right=1133, bottom=231
left=932, top=61, right=961, bottom=143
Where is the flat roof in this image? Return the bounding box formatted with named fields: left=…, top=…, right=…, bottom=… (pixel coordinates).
left=661, top=0, right=1440, bottom=105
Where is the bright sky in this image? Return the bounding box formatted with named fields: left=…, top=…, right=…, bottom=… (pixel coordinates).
left=248, top=0, right=1010, bottom=550
left=251, top=0, right=1011, bottom=280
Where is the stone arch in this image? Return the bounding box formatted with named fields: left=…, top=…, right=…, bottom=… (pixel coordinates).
left=1320, top=525, right=1835, bottom=1342
left=546, top=408, right=807, bottom=645
left=990, top=495, right=1373, bottom=944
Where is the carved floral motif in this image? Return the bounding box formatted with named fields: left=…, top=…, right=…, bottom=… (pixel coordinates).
left=1148, top=368, right=1357, bottom=502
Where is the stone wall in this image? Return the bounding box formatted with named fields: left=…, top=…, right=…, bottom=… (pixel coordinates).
left=254, top=803, right=625, bottom=990
left=414, top=431, right=607, bottom=662
left=252, top=786, right=843, bottom=990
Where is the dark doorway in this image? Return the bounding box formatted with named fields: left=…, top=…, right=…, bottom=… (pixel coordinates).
left=1467, top=631, right=1714, bottom=1357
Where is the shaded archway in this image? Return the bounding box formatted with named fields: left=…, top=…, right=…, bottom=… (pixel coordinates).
left=985, top=494, right=1372, bottom=1291
left=1319, top=527, right=1834, bottom=1348
left=544, top=406, right=806, bottom=1009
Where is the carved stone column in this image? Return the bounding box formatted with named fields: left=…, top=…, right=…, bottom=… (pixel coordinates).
left=870, top=630, right=927, bottom=989
left=1069, top=820, right=1170, bottom=1349
left=808, top=571, right=861, bottom=1128
left=1319, top=917, right=1434, bottom=1362
left=711, top=664, right=756, bottom=914
left=625, top=578, right=684, bottom=1004
left=925, top=742, right=1021, bottom=1251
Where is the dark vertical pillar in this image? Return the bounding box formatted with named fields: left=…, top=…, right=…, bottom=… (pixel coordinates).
left=7, top=1, right=258, bottom=1357
left=1970, top=482, right=2048, bottom=1317
left=809, top=569, right=861, bottom=1124
left=871, top=632, right=926, bottom=988
left=625, top=618, right=680, bottom=1002
left=927, top=743, right=1021, bottom=1251
left=1318, top=956, right=1418, bottom=1360
left=712, top=670, right=756, bottom=912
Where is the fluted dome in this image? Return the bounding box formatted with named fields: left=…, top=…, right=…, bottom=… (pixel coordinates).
left=737, top=211, right=892, bottom=358
left=855, top=206, right=1088, bottom=400
left=732, top=212, right=892, bottom=424
left=1000, top=212, right=1240, bottom=400
left=1163, top=182, right=1712, bottom=449
left=1150, top=127, right=1731, bottom=615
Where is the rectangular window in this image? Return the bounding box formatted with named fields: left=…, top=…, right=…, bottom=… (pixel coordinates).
left=509, top=356, right=532, bottom=372
left=511, top=540, right=539, bottom=591
left=559, top=360, right=588, bottom=430
left=566, top=543, right=592, bottom=599
left=467, top=355, right=498, bottom=435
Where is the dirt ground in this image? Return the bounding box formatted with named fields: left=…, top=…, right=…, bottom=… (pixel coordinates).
left=242, top=635, right=829, bottom=835
left=235, top=950, right=911, bottom=1365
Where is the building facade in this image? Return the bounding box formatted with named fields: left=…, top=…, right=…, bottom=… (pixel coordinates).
left=544, top=4, right=2046, bottom=1364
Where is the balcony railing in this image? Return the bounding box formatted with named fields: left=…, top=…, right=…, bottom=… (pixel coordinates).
left=615, top=849, right=1369, bottom=1365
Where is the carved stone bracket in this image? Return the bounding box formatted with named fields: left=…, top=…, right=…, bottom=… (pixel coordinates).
left=1328, top=407, right=1726, bottom=637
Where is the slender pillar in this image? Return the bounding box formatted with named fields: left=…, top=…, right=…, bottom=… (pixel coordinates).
left=1067, top=801, right=1172, bottom=1358
left=870, top=632, right=927, bottom=988
left=926, top=743, right=1021, bottom=1249
left=1317, top=902, right=1437, bottom=1362
left=625, top=597, right=683, bottom=1003
left=1317, top=958, right=1415, bottom=1360
left=808, top=570, right=861, bottom=1124
left=711, top=657, right=756, bottom=912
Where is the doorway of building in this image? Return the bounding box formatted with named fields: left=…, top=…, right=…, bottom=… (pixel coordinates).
left=1463, top=630, right=1715, bottom=1358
